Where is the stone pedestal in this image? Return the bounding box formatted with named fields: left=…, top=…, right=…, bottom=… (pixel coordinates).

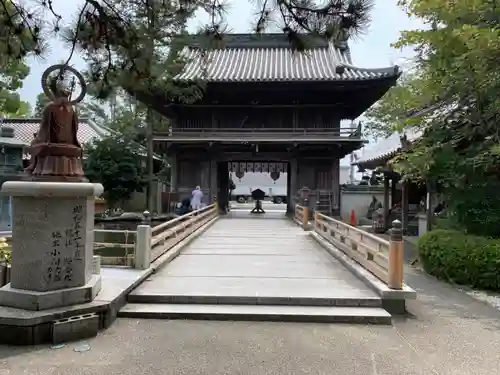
left=0, top=181, right=103, bottom=311
left=417, top=213, right=428, bottom=237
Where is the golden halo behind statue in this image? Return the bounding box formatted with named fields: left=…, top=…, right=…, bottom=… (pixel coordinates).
left=41, top=64, right=87, bottom=105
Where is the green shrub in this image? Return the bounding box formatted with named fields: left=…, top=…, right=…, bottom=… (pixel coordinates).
left=418, top=229, right=500, bottom=290
left=0, top=248, right=11, bottom=264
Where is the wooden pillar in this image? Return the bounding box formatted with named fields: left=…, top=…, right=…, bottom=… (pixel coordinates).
left=286, top=162, right=292, bottom=214
left=383, top=175, right=390, bottom=228
left=401, top=180, right=409, bottom=235
left=388, top=219, right=404, bottom=289
left=288, top=158, right=298, bottom=213
left=331, top=158, right=340, bottom=215
left=390, top=177, right=397, bottom=206
left=170, top=153, right=178, bottom=193
left=209, top=159, right=217, bottom=204
left=302, top=199, right=309, bottom=230
left=425, top=180, right=436, bottom=232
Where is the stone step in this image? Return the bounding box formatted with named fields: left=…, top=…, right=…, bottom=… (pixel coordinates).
left=118, top=303, right=392, bottom=324
left=127, top=294, right=382, bottom=308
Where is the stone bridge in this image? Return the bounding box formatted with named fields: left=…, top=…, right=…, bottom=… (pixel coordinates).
left=0, top=203, right=416, bottom=345
left=119, top=205, right=416, bottom=324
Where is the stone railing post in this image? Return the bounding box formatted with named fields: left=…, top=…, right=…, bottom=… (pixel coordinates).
left=92, top=255, right=101, bottom=275
left=141, top=210, right=152, bottom=226
left=302, top=198, right=309, bottom=230
left=135, top=210, right=152, bottom=270
left=315, top=200, right=320, bottom=221
left=388, top=219, right=404, bottom=289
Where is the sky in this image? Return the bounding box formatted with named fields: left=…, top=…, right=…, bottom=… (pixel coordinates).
left=19, top=0, right=424, bottom=105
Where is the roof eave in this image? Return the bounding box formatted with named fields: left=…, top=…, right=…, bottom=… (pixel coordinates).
left=175, top=71, right=400, bottom=84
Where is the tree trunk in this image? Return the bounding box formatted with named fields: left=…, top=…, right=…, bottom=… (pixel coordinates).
left=145, top=1, right=155, bottom=213
left=146, top=107, right=154, bottom=212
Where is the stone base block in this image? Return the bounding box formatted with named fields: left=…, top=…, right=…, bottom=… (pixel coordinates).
left=0, top=275, right=101, bottom=311
left=52, top=313, right=99, bottom=344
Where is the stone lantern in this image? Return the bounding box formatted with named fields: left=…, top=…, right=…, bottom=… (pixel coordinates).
left=299, top=186, right=311, bottom=206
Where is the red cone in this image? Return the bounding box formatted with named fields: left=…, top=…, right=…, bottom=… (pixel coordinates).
left=349, top=209, right=357, bottom=227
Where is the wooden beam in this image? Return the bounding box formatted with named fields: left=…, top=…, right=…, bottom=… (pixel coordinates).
left=401, top=180, right=409, bottom=234
left=383, top=176, right=390, bottom=230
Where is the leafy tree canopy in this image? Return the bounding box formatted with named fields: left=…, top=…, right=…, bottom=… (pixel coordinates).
left=390, top=0, right=500, bottom=179
left=0, top=55, right=31, bottom=117
left=363, top=72, right=429, bottom=139
left=0, top=1, right=31, bottom=117
left=369, top=0, right=500, bottom=236
left=33, top=92, right=50, bottom=117
left=84, top=133, right=146, bottom=207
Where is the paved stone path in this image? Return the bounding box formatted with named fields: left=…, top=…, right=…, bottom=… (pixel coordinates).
left=129, top=210, right=379, bottom=305
left=2, top=262, right=500, bottom=374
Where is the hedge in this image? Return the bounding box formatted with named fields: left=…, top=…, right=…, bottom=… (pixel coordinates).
left=418, top=229, right=500, bottom=291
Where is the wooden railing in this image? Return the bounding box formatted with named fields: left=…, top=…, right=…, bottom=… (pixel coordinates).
left=313, top=213, right=404, bottom=289
left=155, top=127, right=361, bottom=141
left=147, top=204, right=218, bottom=262
left=2, top=229, right=137, bottom=268
left=93, top=229, right=137, bottom=267
left=294, top=204, right=309, bottom=230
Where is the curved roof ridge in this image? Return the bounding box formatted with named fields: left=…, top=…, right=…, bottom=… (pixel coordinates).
left=175, top=41, right=400, bottom=82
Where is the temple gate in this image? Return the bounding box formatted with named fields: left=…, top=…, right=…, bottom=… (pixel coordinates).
left=149, top=33, right=400, bottom=215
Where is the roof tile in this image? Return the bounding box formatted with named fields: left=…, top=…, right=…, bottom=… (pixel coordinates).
left=0, top=118, right=111, bottom=146
left=176, top=36, right=399, bottom=82
left=355, top=128, right=422, bottom=166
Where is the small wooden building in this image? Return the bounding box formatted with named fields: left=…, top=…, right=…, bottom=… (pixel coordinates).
left=354, top=129, right=424, bottom=234
left=151, top=34, right=400, bottom=214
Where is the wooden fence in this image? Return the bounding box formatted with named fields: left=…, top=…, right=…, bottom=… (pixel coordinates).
left=294, top=204, right=404, bottom=290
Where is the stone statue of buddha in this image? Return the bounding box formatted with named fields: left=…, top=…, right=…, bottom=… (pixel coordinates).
left=367, top=195, right=382, bottom=219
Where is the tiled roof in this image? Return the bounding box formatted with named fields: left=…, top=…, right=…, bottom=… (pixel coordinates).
left=355, top=128, right=422, bottom=166
left=2, top=117, right=164, bottom=161
left=175, top=33, right=400, bottom=82
left=354, top=102, right=465, bottom=168
left=1, top=117, right=111, bottom=146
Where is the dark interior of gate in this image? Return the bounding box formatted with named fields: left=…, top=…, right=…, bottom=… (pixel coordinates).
left=150, top=34, right=400, bottom=217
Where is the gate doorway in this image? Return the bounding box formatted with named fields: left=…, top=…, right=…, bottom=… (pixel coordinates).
left=218, top=161, right=290, bottom=214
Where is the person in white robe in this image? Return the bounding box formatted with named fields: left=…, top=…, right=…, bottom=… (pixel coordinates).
left=190, top=186, right=204, bottom=210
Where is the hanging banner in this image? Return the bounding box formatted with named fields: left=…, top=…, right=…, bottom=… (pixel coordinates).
left=228, top=161, right=289, bottom=173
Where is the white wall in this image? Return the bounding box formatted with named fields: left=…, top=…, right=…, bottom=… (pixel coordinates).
left=339, top=166, right=350, bottom=185
left=340, top=189, right=385, bottom=221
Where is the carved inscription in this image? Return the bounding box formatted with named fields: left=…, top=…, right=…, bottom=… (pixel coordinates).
left=70, top=204, right=84, bottom=261
left=44, top=203, right=85, bottom=287
left=46, top=230, right=63, bottom=284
